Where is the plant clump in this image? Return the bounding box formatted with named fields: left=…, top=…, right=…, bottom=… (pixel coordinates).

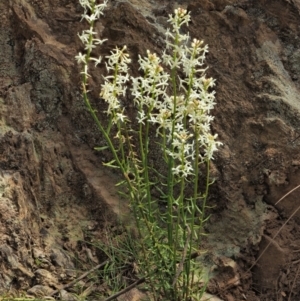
left=76, top=1, right=222, bottom=300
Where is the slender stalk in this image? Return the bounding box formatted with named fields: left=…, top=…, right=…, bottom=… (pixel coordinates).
left=144, top=106, right=154, bottom=223
left=167, top=31, right=180, bottom=236
left=201, top=160, right=211, bottom=227
left=167, top=35, right=180, bottom=290
left=183, top=130, right=200, bottom=300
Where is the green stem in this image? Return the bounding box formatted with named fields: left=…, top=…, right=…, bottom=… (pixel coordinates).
left=200, top=159, right=210, bottom=230
left=166, top=31, right=183, bottom=301
left=167, top=31, right=179, bottom=250
left=184, top=130, right=200, bottom=300
left=144, top=107, right=153, bottom=223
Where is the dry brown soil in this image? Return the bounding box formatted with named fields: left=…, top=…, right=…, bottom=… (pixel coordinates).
left=1, top=0, right=300, bottom=300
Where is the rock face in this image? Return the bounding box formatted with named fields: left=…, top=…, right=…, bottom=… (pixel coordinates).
left=1, top=0, right=300, bottom=300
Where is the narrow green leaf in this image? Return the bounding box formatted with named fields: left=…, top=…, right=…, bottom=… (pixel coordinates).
left=115, top=180, right=126, bottom=187
left=103, top=160, right=119, bottom=169
left=94, top=145, right=109, bottom=151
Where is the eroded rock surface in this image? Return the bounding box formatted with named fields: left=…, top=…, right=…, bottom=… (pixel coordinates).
left=1, top=0, right=300, bottom=300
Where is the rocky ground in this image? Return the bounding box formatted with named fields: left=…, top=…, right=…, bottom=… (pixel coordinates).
left=1, top=0, right=300, bottom=300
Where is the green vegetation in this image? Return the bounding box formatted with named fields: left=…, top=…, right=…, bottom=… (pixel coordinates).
left=76, top=0, right=221, bottom=300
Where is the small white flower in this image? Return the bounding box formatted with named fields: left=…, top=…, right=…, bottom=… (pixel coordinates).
left=75, top=52, right=86, bottom=64
left=79, top=0, right=92, bottom=9
left=80, top=64, right=91, bottom=77
left=78, top=32, right=90, bottom=44
left=84, top=42, right=96, bottom=52
left=90, top=56, right=102, bottom=66
left=205, top=134, right=222, bottom=160
left=84, top=28, right=97, bottom=36
left=172, top=161, right=194, bottom=178
left=93, top=38, right=107, bottom=45
left=116, top=112, right=127, bottom=123
left=191, top=38, right=203, bottom=49
left=137, top=111, right=146, bottom=125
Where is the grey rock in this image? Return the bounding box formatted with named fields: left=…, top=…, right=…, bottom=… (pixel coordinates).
left=58, top=289, right=78, bottom=301
left=27, top=285, right=54, bottom=297
left=0, top=244, right=19, bottom=268
left=35, top=269, right=59, bottom=288
left=50, top=248, right=75, bottom=269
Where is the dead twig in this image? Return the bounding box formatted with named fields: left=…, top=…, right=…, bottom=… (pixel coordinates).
left=49, top=259, right=109, bottom=296
left=245, top=184, right=300, bottom=272
left=221, top=184, right=300, bottom=291
left=288, top=261, right=300, bottom=301
left=275, top=184, right=300, bottom=205
left=103, top=277, right=146, bottom=301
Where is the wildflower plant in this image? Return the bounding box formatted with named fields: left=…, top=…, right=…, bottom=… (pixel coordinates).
left=76, top=0, right=222, bottom=300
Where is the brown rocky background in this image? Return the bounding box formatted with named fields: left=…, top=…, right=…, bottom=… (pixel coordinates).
left=1, top=0, right=300, bottom=300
